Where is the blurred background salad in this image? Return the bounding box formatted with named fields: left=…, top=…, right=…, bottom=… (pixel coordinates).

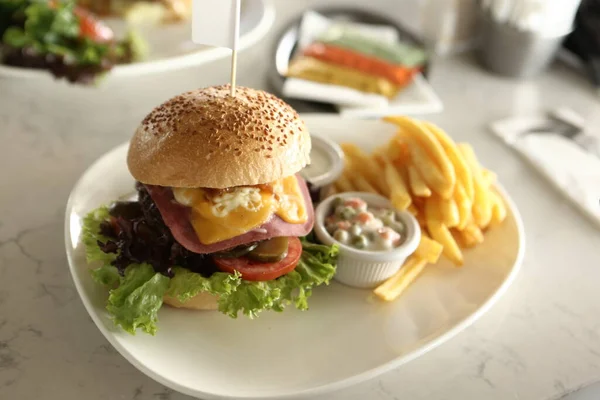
left=0, top=0, right=148, bottom=83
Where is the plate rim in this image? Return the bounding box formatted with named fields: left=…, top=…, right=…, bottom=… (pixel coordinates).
left=1, top=0, right=275, bottom=80
left=65, top=117, right=526, bottom=399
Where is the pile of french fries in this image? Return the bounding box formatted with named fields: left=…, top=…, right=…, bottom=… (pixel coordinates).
left=332, top=116, right=508, bottom=301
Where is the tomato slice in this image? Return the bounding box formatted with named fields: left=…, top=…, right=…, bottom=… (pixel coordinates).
left=75, top=7, right=114, bottom=42
left=48, top=1, right=114, bottom=42
left=214, top=237, right=302, bottom=281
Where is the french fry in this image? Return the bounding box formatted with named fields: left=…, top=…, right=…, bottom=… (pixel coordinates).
left=454, top=183, right=472, bottom=230
left=370, top=157, right=391, bottom=197
left=400, top=133, right=452, bottom=198
left=382, top=155, right=412, bottom=210
left=410, top=201, right=426, bottom=226
left=467, top=224, right=484, bottom=244
left=373, top=256, right=428, bottom=301
left=384, top=117, right=456, bottom=192
left=465, top=222, right=484, bottom=245
left=457, top=144, right=492, bottom=229
left=453, top=222, right=484, bottom=248
left=342, top=144, right=389, bottom=195
left=335, top=173, right=354, bottom=193
left=386, top=138, right=407, bottom=162
left=408, top=165, right=432, bottom=197
left=439, top=196, right=460, bottom=228
left=490, top=190, right=507, bottom=225
left=425, top=197, right=464, bottom=266
left=415, top=235, right=443, bottom=263
left=408, top=203, right=419, bottom=216
left=482, top=169, right=497, bottom=188
left=373, top=147, right=390, bottom=169
left=452, top=229, right=476, bottom=248
left=423, top=121, right=474, bottom=202
left=352, top=174, right=379, bottom=194
left=416, top=213, right=427, bottom=230
left=411, top=196, right=425, bottom=215
left=336, top=116, right=507, bottom=278
left=429, top=222, right=464, bottom=266
left=423, top=194, right=443, bottom=223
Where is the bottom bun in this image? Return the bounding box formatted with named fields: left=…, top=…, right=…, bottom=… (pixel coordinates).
left=163, top=291, right=218, bottom=310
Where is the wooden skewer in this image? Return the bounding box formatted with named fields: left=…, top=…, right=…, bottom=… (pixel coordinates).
left=230, top=0, right=241, bottom=97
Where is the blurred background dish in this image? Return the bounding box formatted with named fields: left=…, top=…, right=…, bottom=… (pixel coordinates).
left=0, top=0, right=275, bottom=82
left=268, top=7, right=443, bottom=116
left=76, top=0, right=193, bottom=24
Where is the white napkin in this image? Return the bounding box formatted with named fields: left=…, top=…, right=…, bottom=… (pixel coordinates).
left=489, top=112, right=600, bottom=227
left=283, top=78, right=389, bottom=108
left=296, top=10, right=399, bottom=51
left=337, top=73, right=443, bottom=118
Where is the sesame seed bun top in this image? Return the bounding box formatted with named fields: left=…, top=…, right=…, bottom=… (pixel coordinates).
left=127, top=85, right=311, bottom=188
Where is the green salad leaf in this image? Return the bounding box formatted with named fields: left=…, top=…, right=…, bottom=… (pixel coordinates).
left=90, top=264, right=120, bottom=286
left=167, top=239, right=338, bottom=319
left=167, top=267, right=241, bottom=304
left=1, top=0, right=146, bottom=70
left=82, top=206, right=339, bottom=335
left=107, top=264, right=170, bottom=335
left=81, top=205, right=116, bottom=265
left=0, top=0, right=29, bottom=38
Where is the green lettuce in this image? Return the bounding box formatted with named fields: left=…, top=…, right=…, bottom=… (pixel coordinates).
left=107, top=264, right=170, bottom=335
left=1, top=0, right=146, bottom=69
left=82, top=206, right=170, bottom=334
left=167, top=239, right=338, bottom=319
left=81, top=206, right=339, bottom=335
left=90, top=264, right=120, bottom=286
left=82, top=206, right=113, bottom=261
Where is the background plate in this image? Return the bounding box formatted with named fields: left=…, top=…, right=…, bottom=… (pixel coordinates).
left=0, top=0, right=275, bottom=80
left=65, top=116, right=525, bottom=399
left=268, top=8, right=443, bottom=117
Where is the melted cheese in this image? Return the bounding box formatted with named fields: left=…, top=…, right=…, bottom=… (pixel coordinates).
left=172, top=176, right=307, bottom=244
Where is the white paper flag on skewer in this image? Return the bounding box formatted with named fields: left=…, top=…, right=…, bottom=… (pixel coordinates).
left=192, top=0, right=240, bottom=49
left=192, top=0, right=241, bottom=96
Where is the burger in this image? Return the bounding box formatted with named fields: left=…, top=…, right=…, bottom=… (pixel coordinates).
left=82, top=85, right=339, bottom=335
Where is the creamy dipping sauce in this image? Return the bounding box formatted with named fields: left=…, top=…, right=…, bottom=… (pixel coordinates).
left=301, top=145, right=332, bottom=181
left=325, top=196, right=407, bottom=251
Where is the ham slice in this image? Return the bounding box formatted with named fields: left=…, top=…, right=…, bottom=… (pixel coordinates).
left=145, top=175, right=315, bottom=254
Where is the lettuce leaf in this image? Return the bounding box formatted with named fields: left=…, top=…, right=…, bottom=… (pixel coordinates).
left=167, top=241, right=338, bottom=319
left=1, top=0, right=147, bottom=84
left=82, top=206, right=121, bottom=286
left=106, top=264, right=169, bottom=335
left=167, top=267, right=241, bottom=303
left=81, top=205, right=115, bottom=265
left=82, top=207, right=170, bottom=334
left=90, top=264, right=120, bottom=286
left=81, top=206, right=339, bottom=335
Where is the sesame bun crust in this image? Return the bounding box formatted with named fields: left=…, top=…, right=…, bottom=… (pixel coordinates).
left=163, top=291, right=218, bottom=311
left=127, top=85, right=311, bottom=188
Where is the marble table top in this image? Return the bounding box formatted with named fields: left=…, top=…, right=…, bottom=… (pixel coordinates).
left=1, top=4, right=600, bottom=399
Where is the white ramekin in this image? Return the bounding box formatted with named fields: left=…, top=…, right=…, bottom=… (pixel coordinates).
left=300, top=134, right=345, bottom=203
left=314, top=192, right=421, bottom=289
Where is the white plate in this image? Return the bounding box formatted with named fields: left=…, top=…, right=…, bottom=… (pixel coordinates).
left=336, top=73, right=444, bottom=118
left=65, top=116, right=525, bottom=399
left=270, top=9, right=443, bottom=118
left=0, top=0, right=274, bottom=80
